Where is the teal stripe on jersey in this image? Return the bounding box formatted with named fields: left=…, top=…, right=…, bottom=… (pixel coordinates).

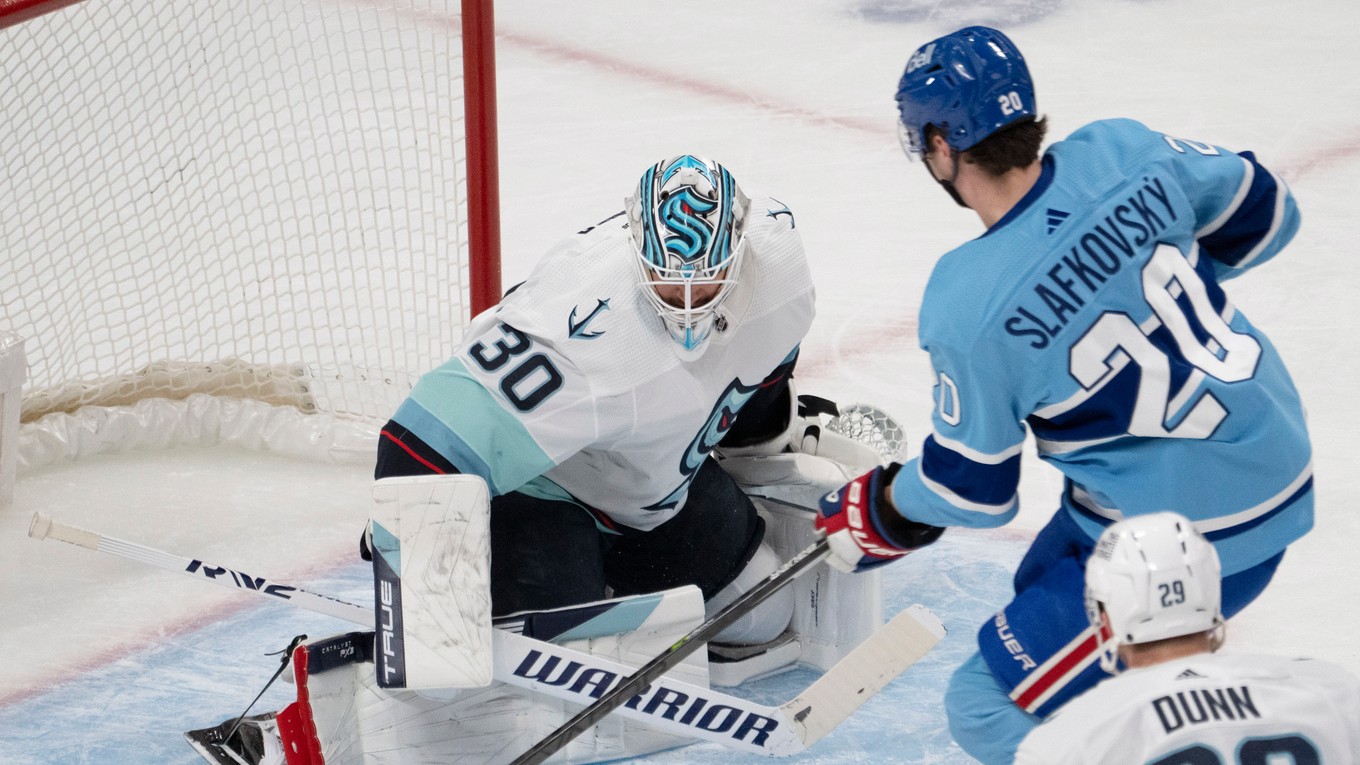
left=515, top=476, right=622, bottom=535
left=516, top=475, right=579, bottom=504
left=394, top=359, right=555, bottom=495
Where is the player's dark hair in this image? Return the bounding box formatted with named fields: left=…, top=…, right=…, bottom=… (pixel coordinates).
left=928, top=118, right=1047, bottom=176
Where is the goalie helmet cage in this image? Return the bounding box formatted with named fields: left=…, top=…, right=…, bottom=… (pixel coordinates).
left=0, top=0, right=501, bottom=424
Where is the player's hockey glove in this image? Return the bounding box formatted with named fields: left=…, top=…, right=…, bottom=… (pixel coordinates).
left=815, top=463, right=944, bottom=573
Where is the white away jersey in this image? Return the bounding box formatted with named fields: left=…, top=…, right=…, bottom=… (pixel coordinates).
left=1015, top=652, right=1360, bottom=764
left=391, top=196, right=814, bottom=530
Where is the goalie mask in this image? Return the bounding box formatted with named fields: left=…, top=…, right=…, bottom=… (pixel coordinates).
left=1085, top=511, right=1223, bottom=673
left=627, top=155, right=750, bottom=359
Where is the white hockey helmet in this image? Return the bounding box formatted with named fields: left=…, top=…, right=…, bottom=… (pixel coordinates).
left=626, top=155, right=750, bottom=359
left=1085, top=511, right=1223, bottom=673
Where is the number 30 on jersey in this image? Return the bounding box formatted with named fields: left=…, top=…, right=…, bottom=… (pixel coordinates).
left=467, top=322, right=564, bottom=412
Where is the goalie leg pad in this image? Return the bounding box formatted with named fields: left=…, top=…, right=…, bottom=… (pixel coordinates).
left=706, top=542, right=794, bottom=646
left=715, top=399, right=910, bottom=674
left=277, top=588, right=707, bottom=765
left=370, top=473, right=492, bottom=690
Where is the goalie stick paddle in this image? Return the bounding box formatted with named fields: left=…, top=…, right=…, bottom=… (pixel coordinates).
left=29, top=513, right=944, bottom=757
left=508, top=537, right=832, bottom=765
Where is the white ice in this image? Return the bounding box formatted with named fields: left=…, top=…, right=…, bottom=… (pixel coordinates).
left=3, top=0, right=1359, bottom=762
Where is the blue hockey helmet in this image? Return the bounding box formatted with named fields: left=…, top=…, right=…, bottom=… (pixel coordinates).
left=895, top=26, right=1036, bottom=160
left=627, top=155, right=750, bottom=358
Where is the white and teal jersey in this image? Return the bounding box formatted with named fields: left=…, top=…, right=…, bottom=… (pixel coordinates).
left=1015, top=653, right=1360, bottom=764
left=890, top=118, right=1312, bottom=574
left=393, top=196, right=814, bottom=531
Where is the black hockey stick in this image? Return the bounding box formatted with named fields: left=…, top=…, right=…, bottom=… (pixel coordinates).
left=509, top=536, right=832, bottom=765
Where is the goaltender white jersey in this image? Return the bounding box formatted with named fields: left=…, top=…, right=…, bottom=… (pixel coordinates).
left=1014, top=652, right=1360, bottom=764
left=391, top=196, right=815, bottom=531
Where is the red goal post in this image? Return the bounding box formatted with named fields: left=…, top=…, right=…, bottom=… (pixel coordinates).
left=0, top=0, right=501, bottom=424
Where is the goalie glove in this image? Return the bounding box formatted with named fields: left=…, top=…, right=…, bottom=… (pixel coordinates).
left=718, top=391, right=883, bottom=468
left=815, top=464, right=945, bottom=573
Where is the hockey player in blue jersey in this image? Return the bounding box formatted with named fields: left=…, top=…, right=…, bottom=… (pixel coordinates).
left=813, top=26, right=1313, bottom=764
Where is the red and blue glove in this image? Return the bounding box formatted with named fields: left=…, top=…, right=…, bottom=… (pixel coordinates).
left=815, top=464, right=944, bottom=573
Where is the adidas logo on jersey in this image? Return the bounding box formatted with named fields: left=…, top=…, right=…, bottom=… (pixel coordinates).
left=1045, top=208, right=1070, bottom=234
left=1175, top=668, right=1207, bottom=680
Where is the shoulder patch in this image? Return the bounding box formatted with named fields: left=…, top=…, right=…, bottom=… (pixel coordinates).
left=764, top=198, right=795, bottom=228
left=567, top=298, right=611, bottom=340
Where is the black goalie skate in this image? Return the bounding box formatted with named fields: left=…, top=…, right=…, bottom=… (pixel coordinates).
left=184, top=712, right=285, bottom=765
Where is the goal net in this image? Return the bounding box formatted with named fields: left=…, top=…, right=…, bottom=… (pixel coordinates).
left=0, top=0, right=497, bottom=427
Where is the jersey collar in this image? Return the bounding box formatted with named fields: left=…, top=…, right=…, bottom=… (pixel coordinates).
left=983, top=153, right=1055, bottom=237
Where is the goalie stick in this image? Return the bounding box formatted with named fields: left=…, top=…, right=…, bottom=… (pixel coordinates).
left=511, top=537, right=828, bottom=764
left=29, top=512, right=944, bottom=757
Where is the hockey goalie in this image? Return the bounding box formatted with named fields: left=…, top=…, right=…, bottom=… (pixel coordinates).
left=185, top=399, right=942, bottom=765
left=188, top=156, right=945, bottom=763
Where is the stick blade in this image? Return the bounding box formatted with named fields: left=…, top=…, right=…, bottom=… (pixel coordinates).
left=781, top=604, right=945, bottom=747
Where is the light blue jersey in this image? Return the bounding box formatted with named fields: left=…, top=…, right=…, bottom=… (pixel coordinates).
left=890, top=118, right=1311, bottom=575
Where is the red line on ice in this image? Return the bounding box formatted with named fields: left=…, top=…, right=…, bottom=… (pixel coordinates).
left=0, top=555, right=357, bottom=711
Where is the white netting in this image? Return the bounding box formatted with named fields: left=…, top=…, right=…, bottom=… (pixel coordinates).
left=824, top=403, right=910, bottom=463
left=1, top=0, right=471, bottom=423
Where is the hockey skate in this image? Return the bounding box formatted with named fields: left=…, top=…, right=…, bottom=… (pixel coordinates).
left=184, top=712, right=286, bottom=765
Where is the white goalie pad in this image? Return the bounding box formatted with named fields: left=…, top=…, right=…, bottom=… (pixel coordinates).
left=716, top=402, right=907, bottom=676
left=758, top=491, right=884, bottom=672
left=278, top=587, right=709, bottom=764
left=370, top=474, right=492, bottom=690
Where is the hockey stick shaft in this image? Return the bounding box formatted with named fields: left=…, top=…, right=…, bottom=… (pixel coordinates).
left=509, top=536, right=832, bottom=765
left=28, top=512, right=373, bottom=626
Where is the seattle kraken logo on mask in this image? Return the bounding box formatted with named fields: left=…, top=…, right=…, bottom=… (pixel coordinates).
left=644, top=155, right=730, bottom=270
left=657, top=189, right=720, bottom=268
left=644, top=377, right=760, bottom=512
